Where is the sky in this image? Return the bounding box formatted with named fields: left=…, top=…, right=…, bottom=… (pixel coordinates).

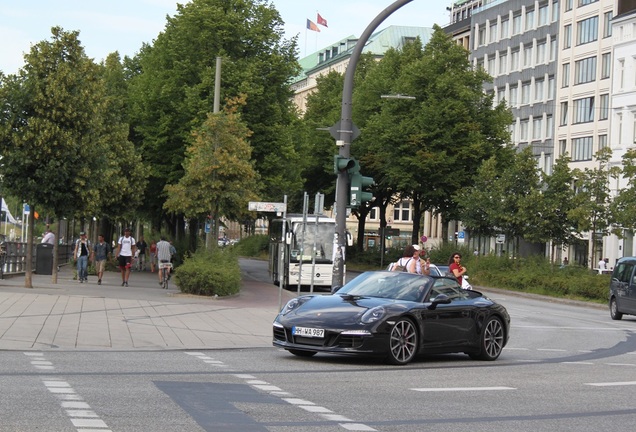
left=0, top=0, right=451, bottom=75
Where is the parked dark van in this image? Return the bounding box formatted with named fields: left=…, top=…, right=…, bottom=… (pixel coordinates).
left=609, top=257, right=636, bottom=320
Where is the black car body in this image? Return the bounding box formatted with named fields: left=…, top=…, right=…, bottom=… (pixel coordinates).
left=609, top=257, right=636, bottom=320
left=273, top=271, right=510, bottom=365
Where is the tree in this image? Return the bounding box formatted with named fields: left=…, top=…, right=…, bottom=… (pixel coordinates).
left=0, top=27, right=129, bottom=285
left=569, top=147, right=619, bottom=267
left=127, top=0, right=301, bottom=236
left=611, top=149, right=636, bottom=235
left=163, top=97, right=260, bottom=247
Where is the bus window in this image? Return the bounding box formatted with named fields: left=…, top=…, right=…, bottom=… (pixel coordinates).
left=291, top=222, right=334, bottom=263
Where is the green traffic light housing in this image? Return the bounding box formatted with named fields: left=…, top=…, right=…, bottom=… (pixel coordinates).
left=347, top=159, right=374, bottom=209
left=334, top=155, right=355, bottom=174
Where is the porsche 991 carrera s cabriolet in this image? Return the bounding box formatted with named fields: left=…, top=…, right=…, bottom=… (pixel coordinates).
left=273, top=271, right=510, bottom=365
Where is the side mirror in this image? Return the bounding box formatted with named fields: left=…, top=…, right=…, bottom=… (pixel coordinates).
left=285, top=232, right=292, bottom=245
left=346, top=231, right=353, bottom=247
left=428, top=294, right=451, bottom=309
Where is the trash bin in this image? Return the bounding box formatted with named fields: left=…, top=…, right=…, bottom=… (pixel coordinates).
left=36, top=243, right=54, bottom=275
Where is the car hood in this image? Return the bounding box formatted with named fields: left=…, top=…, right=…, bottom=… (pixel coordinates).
left=279, top=294, right=407, bottom=326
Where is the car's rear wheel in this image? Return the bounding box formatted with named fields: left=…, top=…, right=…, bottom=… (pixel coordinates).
left=287, top=349, right=317, bottom=357
left=610, top=297, right=623, bottom=320
left=471, top=316, right=504, bottom=361
left=386, top=318, right=418, bottom=365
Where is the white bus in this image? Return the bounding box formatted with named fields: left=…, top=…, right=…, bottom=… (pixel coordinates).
left=269, top=214, right=346, bottom=290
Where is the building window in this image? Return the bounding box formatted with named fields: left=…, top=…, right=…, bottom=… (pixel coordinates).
left=498, top=87, right=506, bottom=103
left=603, top=12, right=613, bottom=38
left=563, top=24, right=572, bottom=49
left=574, top=56, right=597, bottom=84
left=501, top=19, right=509, bottom=38
left=393, top=201, right=411, bottom=222
left=539, top=4, right=549, bottom=26
left=552, top=0, right=559, bottom=21
left=478, top=26, right=486, bottom=46
left=533, top=117, right=543, bottom=140
left=572, top=136, right=593, bottom=161
left=599, top=94, right=609, bottom=120
left=562, top=63, right=570, bottom=87
left=601, top=53, right=611, bottom=79
left=489, top=22, right=498, bottom=43
left=520, top=119, right=529, bottom=141
left=369, top=207, right=378, bottom=220
left=536, top=41, right=547, bottom=64
left=499, top=53, right=508, bottom=74
left=513, top=13, right=522, bottom=34
left=560, top=102, right=569, bottom=125
left=577, top=16, right=599, bottom=46
left=526, top=8, right=535, bottom=31
left=535, top=79, right=545, bottom=102
left=511, top=49, right=520, bottom=71
left=488, top=57, right=496, bottom=75
left=565, top=0, right=573, bottom=12
left=598, top=134, right=607, bottom=150
left=560, top=139, right=568, bottom=156
left=550, top=38, right=557, bottom=61
left=546, top=115, right=554, bottom=138
left=509, top=85, right=518, bottom=106
left=522, top=82, right=531, bottom=104
left=578, top=0, right=598, bottom=6
left=618, top=59, right=625, bottom=90
left=573, top=97, right=595, bottom=124
left=548, top=76, right=556, bottom=99
left=524, top=45, right=533, bottom=67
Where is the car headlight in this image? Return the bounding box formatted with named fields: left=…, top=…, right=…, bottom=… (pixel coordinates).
left=361, top=306, right=386, bottom=324
left=280, top=296, right=311, bottom=316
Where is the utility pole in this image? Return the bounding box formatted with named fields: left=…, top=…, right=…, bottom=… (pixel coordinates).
left=206, top=57, right=222, bottom=249
left=332, top=0, right=414, bottom=291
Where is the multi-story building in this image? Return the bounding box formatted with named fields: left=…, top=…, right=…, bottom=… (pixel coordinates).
left=606, top=0, right=636, bottom=266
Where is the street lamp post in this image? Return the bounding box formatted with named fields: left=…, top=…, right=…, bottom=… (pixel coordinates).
left=332, top=0, right=414, bottom=291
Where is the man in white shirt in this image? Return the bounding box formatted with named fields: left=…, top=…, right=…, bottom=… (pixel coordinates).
left=115, top=228, right=136, bottom=287
left=598, top=258, right=607, bottom=274
left=41, top=226, right=55, bottom=245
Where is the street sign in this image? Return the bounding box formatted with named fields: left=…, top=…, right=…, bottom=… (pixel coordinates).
left=248, top=201, right=287, bottom=213
left=496, top=234, right=506, bottom=244
left=421, top=235, right=428, bottom=243
left=457, top=231, right=465, bottom=243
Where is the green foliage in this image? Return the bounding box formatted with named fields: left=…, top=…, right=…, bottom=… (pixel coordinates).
left=127, top=0, right=301, bottom=227
left=234, top=234, right=269, bottom=257
left=175, top=248, right=240, bottom=296
left=0, top=27, right=143, bottom=221
left=468, top=255, right=608, bottom=302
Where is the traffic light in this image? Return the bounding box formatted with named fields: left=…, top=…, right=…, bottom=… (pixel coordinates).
left=334, top=155, right=355, bottom=174
left=348, top=159, right=374, bottom=209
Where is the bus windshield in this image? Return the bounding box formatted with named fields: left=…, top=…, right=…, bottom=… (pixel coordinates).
left=289, top=221, right=334, bottom=263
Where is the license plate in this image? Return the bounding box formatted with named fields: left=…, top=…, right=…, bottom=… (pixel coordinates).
left=293, top=326, right=324, bottom=338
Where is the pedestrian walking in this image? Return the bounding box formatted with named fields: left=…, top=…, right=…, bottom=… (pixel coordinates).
left=149, top=241, right=157, bottom=273
left=74, top=231, right=92, bottom=283
left=93, top=234, right=111, bottom=285
left=115, top=228, right=136, bottom=287
left=136, top=236, right=148, bottom=271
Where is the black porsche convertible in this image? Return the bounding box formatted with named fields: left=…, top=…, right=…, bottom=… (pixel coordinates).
left=273, top=271, right=510, bottom=365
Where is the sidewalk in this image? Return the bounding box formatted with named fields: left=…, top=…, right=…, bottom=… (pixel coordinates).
left=0, top=264, right=295, bottom=351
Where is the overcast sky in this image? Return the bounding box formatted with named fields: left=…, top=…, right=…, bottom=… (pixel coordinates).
left=0, top=0, right=451, bottom=74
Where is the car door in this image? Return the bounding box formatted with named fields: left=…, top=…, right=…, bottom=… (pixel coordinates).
left=420, top=279, right=476, bottom=349
left=611, top=261, right=636, bottom=314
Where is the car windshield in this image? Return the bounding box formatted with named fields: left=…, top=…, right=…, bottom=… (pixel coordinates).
left=337, top=271, right=433, bottom=302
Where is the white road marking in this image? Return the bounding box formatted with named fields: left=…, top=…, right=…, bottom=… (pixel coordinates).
left=25, top=353, right=112, bottom=432
left=537, top=348, right=567, bottom=352
left=605, top=363, right=636, bottom=367
left=585, top=381, right=636, bottom=387
left=187, top=351, right=377, bottom=431
left=412, top=386, right=515, bottom=392
left=560, top=362, right=594, bottom=365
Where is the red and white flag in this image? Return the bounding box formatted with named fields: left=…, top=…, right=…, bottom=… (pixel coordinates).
left=306, top=19, right=320, bottom=32
left=317, top=13, right=328, bottom=27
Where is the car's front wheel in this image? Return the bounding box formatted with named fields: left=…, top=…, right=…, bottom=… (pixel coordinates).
left=386, top=318, right=418, bottom=365
left=471, top=316, right=505, bottom=361
left=610, top=297, right=623, bottom=320
left=287, top=349, right=317, bottom=357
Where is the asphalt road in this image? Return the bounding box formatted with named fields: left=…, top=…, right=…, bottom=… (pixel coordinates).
left=2, top=260, right=635, bottom=432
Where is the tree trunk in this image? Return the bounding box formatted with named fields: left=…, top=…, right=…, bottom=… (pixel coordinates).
left=24, top=208, right=34, bottom=288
